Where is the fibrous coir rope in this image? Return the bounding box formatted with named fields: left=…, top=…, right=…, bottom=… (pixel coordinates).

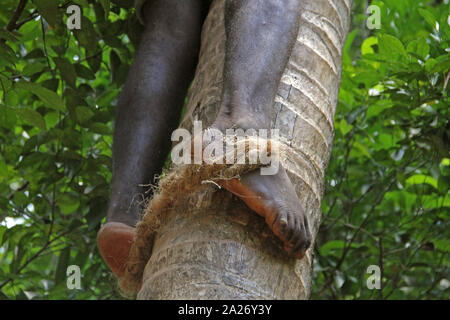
left=117, top=135, right=287, bottom=297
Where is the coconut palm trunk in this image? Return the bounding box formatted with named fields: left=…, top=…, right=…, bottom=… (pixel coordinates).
left=137, top=0, right=351, bottom=299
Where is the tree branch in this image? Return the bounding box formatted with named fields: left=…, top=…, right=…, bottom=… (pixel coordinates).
left=0, top=183, right=58, bottom=293
left=6, top=0, right=28, bottom=32
left=14, top=10, right=39, bottom=30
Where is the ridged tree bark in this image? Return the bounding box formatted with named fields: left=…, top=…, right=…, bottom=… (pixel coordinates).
left=138, top=0, right=351, bottom=299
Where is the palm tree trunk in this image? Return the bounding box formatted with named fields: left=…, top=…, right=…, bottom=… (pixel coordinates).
left=138, top=0, right=351, bottom=299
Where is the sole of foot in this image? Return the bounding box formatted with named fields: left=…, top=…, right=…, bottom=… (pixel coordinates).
left=97, top=222, right=136, bottom=277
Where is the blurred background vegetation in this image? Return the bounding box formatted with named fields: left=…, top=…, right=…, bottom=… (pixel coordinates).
left=0, top=0, right=448, bottom=299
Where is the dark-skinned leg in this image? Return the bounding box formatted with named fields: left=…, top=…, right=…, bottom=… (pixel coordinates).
left=213, top=0, right=312, bottom=258
left=97, top=0, right=208, bottom=277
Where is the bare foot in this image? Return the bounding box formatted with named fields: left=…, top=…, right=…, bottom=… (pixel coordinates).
left=218, top=166, right=312, bottom=259
left=211, top=102, right=312, bottom=259
left=97, top=222, right=136, bottom=277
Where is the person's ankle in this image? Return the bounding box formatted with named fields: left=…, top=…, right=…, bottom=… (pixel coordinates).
left=105, top=207, right=140, bottom=227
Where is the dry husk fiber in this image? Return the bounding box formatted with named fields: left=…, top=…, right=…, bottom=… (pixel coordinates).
left=117, top=135, right=289, bottom=296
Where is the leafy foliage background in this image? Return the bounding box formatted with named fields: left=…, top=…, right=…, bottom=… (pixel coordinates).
left=0, top=0, right=448, bottom=299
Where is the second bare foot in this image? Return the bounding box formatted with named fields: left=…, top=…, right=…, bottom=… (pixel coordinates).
left=218, top=167, right=312, bottom=259
left=97, top=222, right=136, bottom=277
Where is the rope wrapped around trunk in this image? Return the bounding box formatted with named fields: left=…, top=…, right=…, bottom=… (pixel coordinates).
left=117, top=135, right=289, bottom=296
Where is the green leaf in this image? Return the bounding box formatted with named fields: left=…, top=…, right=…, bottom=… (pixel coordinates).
left=425, top=58, right=438, bottom=72
left=437, top=176, right=450, bottom=194
left=22, top=62, right=47, bottom=77
left=353, top=141, right=372, bottom=158
left=406, top=38, right=429, bottom=60
left=0, top=28, right=18, bottom=42
left=88, top=123, right=111, bottom=135
left=57, top=193, right=80, bottom=214
left=41, top=78, right=59, bottom=92
left=338, top=118, right=353, bottom=135
left=321, top=240, right=360, bottom=256
left=33, top=0, right=64, bottom=35
left=422, top=195, right=450, bottom=209
left=366, top=100, right=393, bottom=119
left=430, top=56, right=450, bottom=73
left=44, top=111, right=59, bottom=129
left=24, top=48, right=45, bottom=59
left=73, top=17, right=98, bottom=52
left=15, top=80, right=65, bottom=112
left=100, top=0, right=110, bottom=19
left=379, top=34, right=407, bottom=60
left=72, top=0, right=89, bottom=6
left=361, top=36, right=378, bottom=55
left=406, top=174, right=438, bottom=189
left=75, top=106, right=94, bottom=124
left=55, top=246, right=71, bottom=285
left=433, top=239, right=450, bottom=252
left=0, top=106, right=17, bottom=129
left=53, top=58, right=77, bottom=89
left=0, top=157, right=8, bottom=182
left=110, top=0, right=133, bottom=9
left=86, top=198, right=108, bottom=230
left=86, top=46, right=102, bottom=74
left=5, top=89, right=19, bottom=107
left=0, top=42, right=18, bottom=64
left=33, top=0, right=58, bottom=26
left=13, top=192, right=28, bottom=206
left=418, top=8, right=437, bottom=30
left=96, top=89, right=119, bottom=107
left=110, top=49, right=121, bottom=84
left=75, top=64, right=95, bottom=80
left=15, top=108, right=46, bottom=131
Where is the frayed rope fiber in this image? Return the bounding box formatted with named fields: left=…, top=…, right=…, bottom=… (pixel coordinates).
left=117, top=135, right=288, bottom=296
